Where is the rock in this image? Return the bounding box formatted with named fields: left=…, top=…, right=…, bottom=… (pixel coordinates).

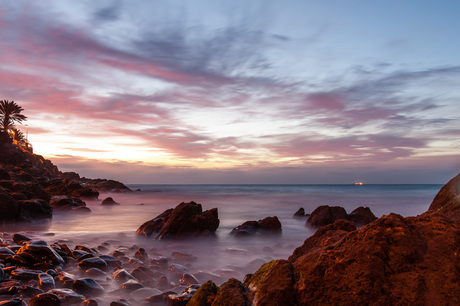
left=12, top=233, right=31, bottom=245
left=229, top=216, right=282, bottom=238
left=170, top=251, right=197, bottom=262
left=348, top=206, right=377, bottom=227
left=16, top=240, right=65, bottom=266
left=306, top=205, right=348, bottom=228
left=119, top=279, right=144, bottom=293
left=72, top=278, right=105, bottom=297
left=82, top=299, right=99, bottom=306
left=212, top=278, right=249, bottom=305
left=179, top=273, right=200, bottom=285
left=0, top=298, right=25, bottom=306
left=134, top=248, right=148, bottom=261
left=113, top=269, right=136, bottom=283
left=48, top=288, right=85, bottom=305
left=101, top=197, right=119, bottom=205
left=10, top=268, right=42, bottom=280
left=50, top=197, right=86, bottom=210
left=99, top=254, right=122, bottom=269
left=136, top=201, right=219, bottom=239
left=72, top=187, right=99, bottom=199
left=38, top=272, right=56, bottom=291
left=78, top=257, right=108, bottom=272
left=130, top=287, right=163, bottom=301
left=28, top=293, right=61, bottom=306
left=244, top=260, right=296, bottom=305
left=293, top=207, right=306, bottom=217
left=429, top=173, right=460, bottom=221
left=187, top=280, right=219, bottom=306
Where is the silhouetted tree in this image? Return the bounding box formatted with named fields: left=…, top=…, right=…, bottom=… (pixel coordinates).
left=0, top=100, right=27, bottom=134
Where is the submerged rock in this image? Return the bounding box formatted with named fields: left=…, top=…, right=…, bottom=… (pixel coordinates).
left=135, top=201, right=219, bottom=239
left=101, top=197, right=119, bottom=205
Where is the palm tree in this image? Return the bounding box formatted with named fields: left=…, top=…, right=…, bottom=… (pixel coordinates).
left=0, top=100, right=27, bottom=134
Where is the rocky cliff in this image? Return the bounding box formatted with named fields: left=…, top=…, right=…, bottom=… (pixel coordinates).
left=0, top=142, right=131, bottom=223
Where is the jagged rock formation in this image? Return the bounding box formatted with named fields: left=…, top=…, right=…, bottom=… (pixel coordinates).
left=136, top=201, right=220, bottom=239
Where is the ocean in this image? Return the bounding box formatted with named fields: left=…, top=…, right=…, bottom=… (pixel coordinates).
left=4, top=184, right=443, bottom=283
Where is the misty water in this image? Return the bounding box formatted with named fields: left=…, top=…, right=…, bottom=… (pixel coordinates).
left=5, top=184, right=442, bottom=287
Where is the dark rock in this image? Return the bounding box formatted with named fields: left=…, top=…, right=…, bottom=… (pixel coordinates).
left=119, top=279, right=144, bottom=293
left=133, top=248, right=147, bottom=261
left=10, top=268, right=42, bottom=280
left=38, top=272, right=56, bottom=291
left=72, top=187, right=99, bottom=199
left=348, top=206, right=377, bottom=227
left=82, top=299, right=99, bottom=306
left=293, top=207, right=306, bottom=217
left=48, top=288, right=85, bottom=305
left=72, top=278, right=105, bottom=297
left=101, top=197, right=119, bottom=205
left=28, top=293, right=61, bottom=306
left=78, top=257, right=108, bottom=273
left=179, top=273, right=199, bottom=285
left=0, top=298, right=24, bottom=306
left=306, top=205, right=348, bottom=228
left=113, top=269, right=136, bottom=284
left=136, top=201, right=219, bottom=239
left=130, top=268, right=152, bottom=283
left=229, top=216, right=282, bottom=238
left=12, top=233, right=31, bottom=245
left=429, top=173, right=460, bottom=221
left=130, top=287, right=163, bottom=301
left=50, top=197, right=86, bottom=210
left=170, top=251, right=196, bottom=262
left=99, top=254, right=122, bottom=269
left=16, top=240, right=64, bottom=266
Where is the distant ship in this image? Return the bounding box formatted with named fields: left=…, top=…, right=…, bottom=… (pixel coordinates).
left=353, top=181, right=364, bottom=185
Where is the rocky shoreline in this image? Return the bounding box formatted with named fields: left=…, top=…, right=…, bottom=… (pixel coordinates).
left=1, top=143, right=459, bottom=305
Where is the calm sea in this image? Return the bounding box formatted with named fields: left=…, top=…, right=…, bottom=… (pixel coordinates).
left=5, top=184, right=443, bottom=281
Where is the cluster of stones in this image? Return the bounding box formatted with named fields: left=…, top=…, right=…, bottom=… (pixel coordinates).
left=295, top=205, right=378, bottom=228
left=0, top=144, right=131, bottom=223
left=0, top=231, right=253, bottom=305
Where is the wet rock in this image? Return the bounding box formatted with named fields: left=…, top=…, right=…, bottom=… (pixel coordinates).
left=109, top=300, right=129, bottom=306
left=85, top=268, right=107, bottom=279
left=133, top=248, right=148, bottom=261
left=98, top=254, right=122, bottom=269
left=28, top=293, right=61, bottom=306
left=10, top=268, right=42, bottom=280
left=101, top=197, right=119, bottom=205
left=348, top=206, right=377, bottom=227
left=187, top=280, right=219, bottom=306
left=179, top=273, right=199, bottom=285
left=16, top=240, right=65, bottom=266
left=72, top=278, right=105, bottom=297
left=136, top=201, right=219, bottom=239
left=82, top=299, right=99, bottom=306
left=38, top=272, right=56, bottom=291
left=113, top=269, right=136, bottom=284
left=156, top=275, right=169, bottom=290
left=130, top=287, right=163, bottom=301
left=229, top=216, right=282, bottom=238
left=0, top=298, right=24, bottom=306
left=71, top=187, right=99, bottom=199
left=130, top=268, right=153, bottom=283
left=12, top=233, right=31, bottom=245
left=119, top=279, right=144, bottom=293
left=17, top=285, right=44, bottom=298
left=48, top=288, right=85, bottom=305
left=78, top=257, right=108, bottom=272
left=168, top=264, right=189, bottom=279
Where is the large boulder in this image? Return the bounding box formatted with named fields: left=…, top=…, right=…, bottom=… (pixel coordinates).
left=136, top=201, right=219, bottom=239
left=306, top=205, right=348, bottom=228
left=347, top=206, right=377, bottom=227
left=429, top=173, right=460, bottom=221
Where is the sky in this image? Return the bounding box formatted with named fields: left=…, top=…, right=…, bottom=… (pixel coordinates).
left=1, top=0, right=459, bottom=184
